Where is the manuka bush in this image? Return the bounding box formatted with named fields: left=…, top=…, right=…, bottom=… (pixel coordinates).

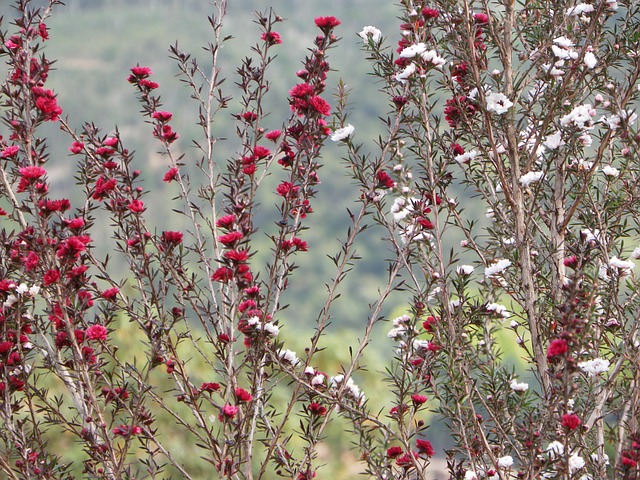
left=1, top=0, right=640, bottom=479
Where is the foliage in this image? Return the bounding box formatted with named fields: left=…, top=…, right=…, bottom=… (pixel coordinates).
left=1, top=0, right=640, bottom=479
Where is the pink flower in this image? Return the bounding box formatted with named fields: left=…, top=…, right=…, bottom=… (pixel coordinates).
left=86, top=325, right=108, bottom=342
left=1, top=145, right=19, bottom=158
left=69, top=141, right=84, bottom=154
left=163, top=167, right=179, bottom=183
left=127, top=200, right=146, bottom=213
left=265, top=130, right=282, bottom=141
left=315, top=16, right=341, bottom=29
left=547, top=338, right=568, bottom=359
left=219, top=403, right=238, bottom=420
left=19, top=166, right=47, bottom=180
left=32, top=87, right=62, bottom=121
left=261, top=31, right=282, bottom=45
left=562, top=413, right=581, bottom=431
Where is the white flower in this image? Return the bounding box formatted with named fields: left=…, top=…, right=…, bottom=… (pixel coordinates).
left=388, top=326, right=407, bottom=339
left=498, top=455, right=514, bottom=468
left=609, top=256, right=635, bottom=276
left=2, top=294, right=18, bottom=309
left=15, top=283, right=29, bottom=295
left=602, top=165, right=619, bottom=177
left=395, top=63, right=416, bottom=83
left=485, top=259, right=512, bottom=278
left=421, top=49, right=446, bottom=67
left=560, top=104, right=596, bottom=129
left=464, top=472, right=478, bottom=480
left=631, top=246, right=640, bottom=259
left=591, top=452, right=610, bottom=466
left=454, top=149, right=478, bottom=164
left=393, top=314, right=411, bottom=326
left=486, top=303, right=510, bottom=318
left=358, top=26, right=382, bottom=43
left=330, top=124, right=355, bottom=142
left=486, top=92, right=513, bottom=115
left=578, top=358, right=610, bottom=375
left=544, top=131, right=564, bottom=150
left=457, top=265, right=475, bottom=275
left=584, top=51, right=597, bottom=69
left=567, top=3, right=595, bottom=15
left=546, top=441, right=564, bottom=458
left=330, top=374, right=365, bottom=403
left=390, top=197, right=418, bottom=222
left=510, top=379, right=529, bottom=392
left=259, top=322, right=280, bottom=336
left=581, top=228, right=600, bottom=243
left=400, top=42, right=427, bottom=58
left=278, top=349, right=300, bottom=366
left=28, top=285, right=40, bottom=296
left=311, top=374, right=326, bottom=386
left=520, top=171, right=544, bottom=187
left=554, top=36, right=575, bottom=48
left=304, top=366, right=315, bottom=375
left=247, top=316, right=260, bottom=326
left=569, top=454, right=586, bottom=473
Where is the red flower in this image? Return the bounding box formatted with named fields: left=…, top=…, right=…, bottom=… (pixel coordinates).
left=422, top=7, right=440, bottom=19
left=261, top=31, right=282, bottom=45
left=1, top=145, right=19, bottom=158
left=43, top=269, right=60, bottom=286
left=152, top=111, right=173, bottom=122
left=38, top=23, right=49, bottom=40
left=395, top=451, right=418, bottom=468
left=93, top=176, right=117, bottom=200
left=386, top=446, right=403, bottom=458
left=162, top=230, right=183, bottom=245
left=127, top=200, right=146, bottom=213
left=219, top=403, right=238, bottom=420
left=561, top=413, right=581, bottom=431
left=234, top=388, right=253, bottom=402
left=253, top=145, right=271, bottom=159
left=289, top=83, right=315, bottom=98
left=212, top=266, right=233, bottom=283
left=200, top=382, right=220, bottom=393
left=32, top=87, right=62, bottom=121
left=163, top=167, right=179, bottom=182
left=473, top=13, right=490, bottom=24
left=19, top=166, right=47, bottom=180
left=276, top=181, right=299, bottom=199
left=216, top=215, right=236, bottom=230
left=309, top=96, right=331, bottom=116
left=411, top=394, right=428, bottom=405
left=377, top=171, right=395, bottom=189
left=314, top=16, right=341, bottom=29
left=225, top=249, right=250, bottom=263
left=218, top=231, right=243, bottom=246
left=56, top=235, right=90, bottom=259
left=139, top=79, right=159, bottom=90
left=416, top=439, right=435, bottom=457
left=130, top=66, right=153, bottom=79
left=101, top=287, right=119, bottom=300
left=86, top=325, right=108, bottom=342
left=308, top=402, right=327, bottom=416
left=265, top=130, right=282, bottom=141
left=547, top=338, right=568, bottom=359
